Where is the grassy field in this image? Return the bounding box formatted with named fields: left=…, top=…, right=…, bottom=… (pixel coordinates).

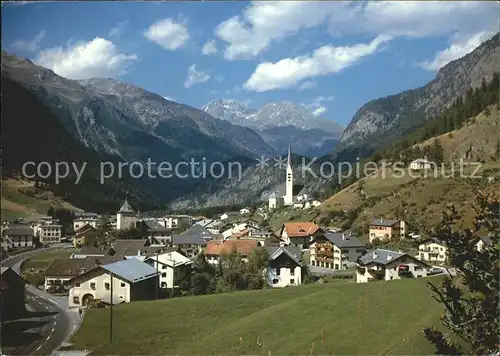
left=21, top=247, right=78, bottom=271
left=70, top=277, right=450, bottom=355
left=1, top=178, right=82, bottom=222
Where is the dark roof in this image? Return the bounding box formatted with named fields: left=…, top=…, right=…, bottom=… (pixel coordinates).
left=420, top=238, right=448, bottom=247
left=118, top=199, right=135, bottom=213
left=479, top=235, right=493, bottom=246
left=172, top=234, right=207, bottom=245
left=267, top=246, right=302, bottom=265
left=1, top=266, right=28, bottom=285
left=74, top=246, right=107, bottom=256
left=113, top=239, right=148, bottom=257
left=143, top=220, right=170, bottom=233
left=45, top=256, right=122, bottom=277
left=182, top=224, right=214, bottom=238
left=5, top=224, right=34, bottom=237
left=370, top=218, right=400, bottom=227
left=74, top=224, right=96, bottom=236
left=358, top=248, right=430, bottom=267
left=322, top=232, right=364, bottom=248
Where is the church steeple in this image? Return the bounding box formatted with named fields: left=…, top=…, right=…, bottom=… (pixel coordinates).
left=284, top=144, right=294, bottom=205
left=287, top=144, right=292, bottom=168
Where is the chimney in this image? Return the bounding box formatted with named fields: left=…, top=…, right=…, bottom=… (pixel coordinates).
left=342, top=233, right=345, bottom=240
left=387, top=254, right=392, bottom=261
left=372, top=252, right=378, bottom=259
left=380, top=218, right=383, bottom=223
left=137, top=249, right=141, bottom=256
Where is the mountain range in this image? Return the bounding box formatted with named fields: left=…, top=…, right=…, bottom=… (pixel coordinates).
left=2, top=32, right=499, bottom=210
left=333, top=33, right=500, bottom=161
left=203, top=99, right=344, bottom=157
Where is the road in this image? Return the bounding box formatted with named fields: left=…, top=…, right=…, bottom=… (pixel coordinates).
left=2, top=246, right=75, bottom=355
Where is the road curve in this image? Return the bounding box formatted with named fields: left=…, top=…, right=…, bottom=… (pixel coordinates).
left=2, top=246, right=74, bottom=355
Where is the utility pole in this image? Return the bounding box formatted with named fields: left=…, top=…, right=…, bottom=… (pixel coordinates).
left=155, top=251, right=159, bottom=300
left=109, top=273, right=113, bottom=344
left=171, top=256, right=175, bottom=299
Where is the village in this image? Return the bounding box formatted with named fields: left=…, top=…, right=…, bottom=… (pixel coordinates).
left=2, top=149, right=491, bottom=313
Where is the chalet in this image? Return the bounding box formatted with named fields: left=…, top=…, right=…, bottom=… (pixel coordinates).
left=476, top=235, right=493, bottom=252
left=44, top=256, right=122, bottom=293
left=310, top=232, right=365, bottom=270
left=68, top=258, right=159, bottom=308
left=278, top=222, right=323, bottom=249
left=1, top=267, right=28, bottom=320
left=368, top=218, right=406, bottom=243
left=73, top=224, right=96, bottom=247
left=266, top=246, right=302, bottom=288
left=409, top=158, right=432, bottom=170
left=144, top=249, right=192, bottom=289
left=171, top=234, right=207, bottom=259
left=3, top=224, right=34, bottom=248
left=417, top=238, right=448, bottom=264
left=356, top=248, right=430, bottom=283
left=204, top=239, right=260, bottom=265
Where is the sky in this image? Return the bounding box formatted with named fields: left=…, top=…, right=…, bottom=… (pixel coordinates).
left=2, top=1, right=499, bottom=127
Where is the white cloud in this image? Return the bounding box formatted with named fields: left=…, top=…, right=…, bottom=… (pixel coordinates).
left=184, top=64, right=210, bottom=88
left=418, top=31, right=495, bottom=71
left=11, top=30, right=46, bottom=52
left=202, top=39, right=218, bottom=55
left=144, top=17, right=190, bottom=51
left=109, top=21, right=129, bottom=38
left=298, top=80, right=316, bottom=91
left=244, top=35, right=390, bottom=92
left=215, top=1, right=498, bottom=61
left=302, top=96, right=334, bottom=117
left=215, top=1, right=337, bottom=60
left=34, top=37, right=137, bottom=80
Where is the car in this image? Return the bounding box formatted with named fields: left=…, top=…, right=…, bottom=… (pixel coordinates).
left=429, top=267, right=444, bottom=274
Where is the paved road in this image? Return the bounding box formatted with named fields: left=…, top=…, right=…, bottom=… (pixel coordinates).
left=1, top=246, right=75, bottom=355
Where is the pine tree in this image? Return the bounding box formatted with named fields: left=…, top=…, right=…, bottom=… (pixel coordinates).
left=423, top=192, right=499, bottom=355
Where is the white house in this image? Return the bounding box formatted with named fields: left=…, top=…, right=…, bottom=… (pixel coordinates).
left=268, top=192, right=285, bottom=210
left=476, top=235, right=493, bottom=252
left=409, top=158, right=432, bottom=170
left=356, top=248, right=430, bottom=283
left=73, top=213, right=100, bottom=231
left=3, top=224, right=34, bottom=248
left=310, top=232, right=365, bottom=270
left=144, top=250, right=192, bottom=289
left=267, top=246, right=302, bottom=288
left=417, top=238, right=448, bottom=264
left=67, top=258, right=159, bottom=308
left=239, top=208, right=251, bottom=215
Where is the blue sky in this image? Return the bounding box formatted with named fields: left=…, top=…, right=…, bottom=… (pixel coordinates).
left=2, top=1, right=499, bottom=127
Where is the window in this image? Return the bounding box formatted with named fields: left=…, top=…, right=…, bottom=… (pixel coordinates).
left=90, top=283, right=96, bottom=290
left=75, top=283, right=81, bottom=287
left=161, top=282, right=167, bottom=288
left=276, top=268, right=280, bottom=276
left=272, top=279, right=278, bottom=284
left=162, top=265, right=166, bottom=270
left=290, top=279, right=295, bottom=284
left=73, top=296, right=79, bottom=304
left=105, top=282, right=110, bottom=290
left=290, top=269, right=295, bottom=276
left=120, top=282, right=126, bottom=287
left=162, top=272, right=167, bottom=277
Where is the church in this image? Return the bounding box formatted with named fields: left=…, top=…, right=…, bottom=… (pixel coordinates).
left=268, top=146, right=310, bottom=210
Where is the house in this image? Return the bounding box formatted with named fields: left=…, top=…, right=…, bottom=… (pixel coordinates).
left=310, top=232, right=366, bottom=270
left=476, top=235, right=493, bottom=252
left=220, top=212, right=238, bottom=221
left=44, top=256, right=121, bottom=293
left=239, top=208, right=251, bottom=215
left=417, top=238, right=448, bottom=263
left=204, top=239, right=261, bottom=265
left=1, top=267, right=28, bottom=320
left=171, top=234, right=207, bottom=259
left=292, top=199, right=322, bottom=210
left=278, top=222, right=323, bottom=249
left=144, top=249, right=192, bottom=289
left=116, top=198, right=138, bottom=230
left=268, top=192, right=285, bottom=210
left=73, top=224, right=96, bottom=247
left=34, top=217, right=63, bottom=245
left=71, top=246, right=107, bottom=259
left=266, top=246, right=302, bottom=288
left=243, top=219, right=261, bottom=229
left=203, top=219, right=223, bottom=234
left=182, top=224, right=215, bottom=241
left=409, top=158, right=432, bottom=170
left=3, top=224, right=34, bottom=248
left=162, top=215, right=193, bottom=230
left=139, top=220, right=171, bottom=239
left=368, top=218, right=406, bottom=243
left=68, top=258, right=159, bottom=308
left=112, top=239, right=152, bottom=258
left=356, top=248, right=430, bottom=283
left=73, top=212, right=100, bottom=231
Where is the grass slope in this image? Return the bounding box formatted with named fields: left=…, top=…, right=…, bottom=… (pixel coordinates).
left=71, top=278, right=445, bottom=355
left=21, top=247, right=79, bottom=271
left=1, top=178, right=83, bottom=222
